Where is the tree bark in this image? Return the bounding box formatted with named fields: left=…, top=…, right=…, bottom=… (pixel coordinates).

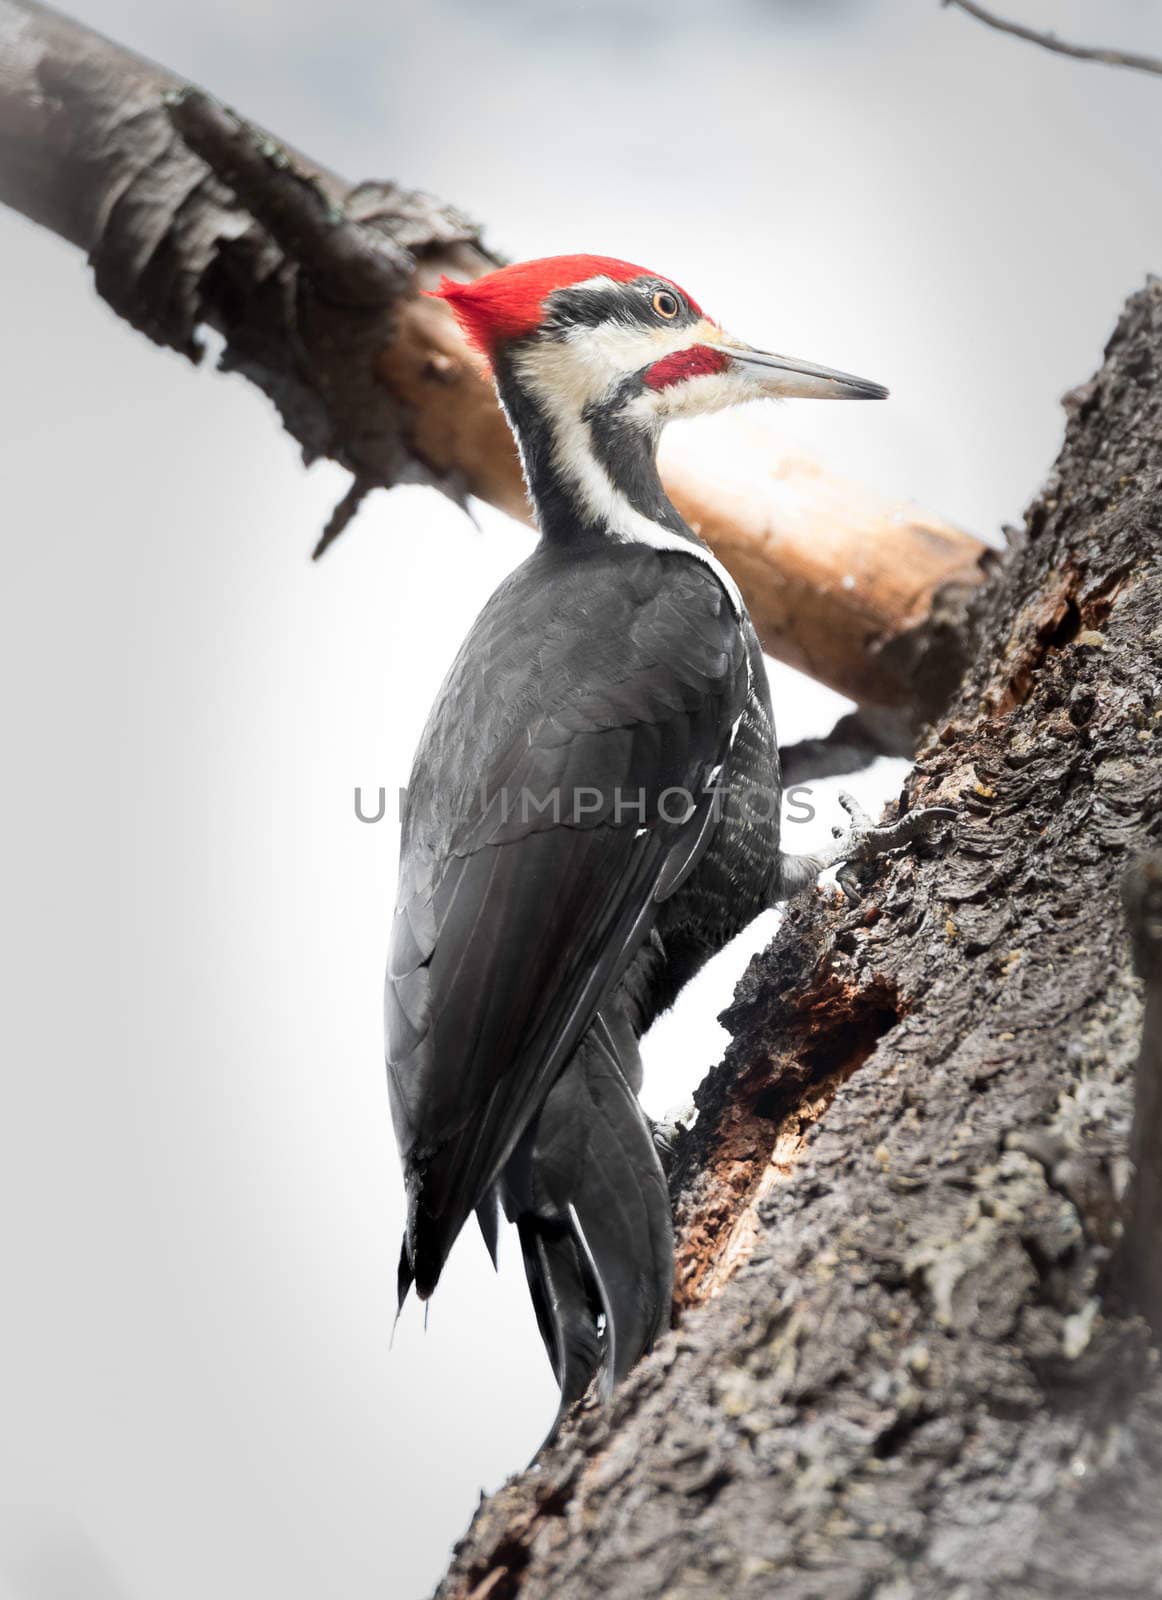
left=1119, top=854, right=1162, bottom=1342
left=434, top=285, right=1162, bottom=1600
left=0, top=0, right=988, bottom=728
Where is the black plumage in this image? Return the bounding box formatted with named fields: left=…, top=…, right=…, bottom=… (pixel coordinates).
left=388, top=540, right=759, bottom=1302
left=385, top=254, right=901, bottom=1434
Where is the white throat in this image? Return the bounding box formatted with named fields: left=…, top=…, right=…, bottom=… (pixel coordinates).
left=509, top=345, right=744, bottom=618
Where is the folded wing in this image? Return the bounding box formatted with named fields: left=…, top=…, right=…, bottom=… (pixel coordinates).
left=386, top=544, right=747, bottom=1298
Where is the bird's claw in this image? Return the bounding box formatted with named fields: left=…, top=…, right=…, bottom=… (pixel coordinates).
left=650, top=1099, right=697, bottom=1171
left=651, top=1121, right=681, bottom=1171
left=822, top=790, right=956, bottom=905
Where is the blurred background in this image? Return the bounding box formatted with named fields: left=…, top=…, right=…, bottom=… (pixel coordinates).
left=1, top=1, right=1160, bottom=1596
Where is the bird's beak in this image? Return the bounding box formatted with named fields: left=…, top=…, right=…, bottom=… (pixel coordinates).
left=723, top=340, right=888, bottom=401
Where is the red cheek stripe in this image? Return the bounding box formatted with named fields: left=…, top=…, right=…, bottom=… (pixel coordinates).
left=642, top=345, right=730, bottom=391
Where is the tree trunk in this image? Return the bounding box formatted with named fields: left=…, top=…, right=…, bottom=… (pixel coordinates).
left=434, top=285, right=1162, bottom=1600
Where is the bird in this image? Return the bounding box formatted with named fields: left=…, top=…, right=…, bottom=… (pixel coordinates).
left=386, top=254, right=952, bottom=1437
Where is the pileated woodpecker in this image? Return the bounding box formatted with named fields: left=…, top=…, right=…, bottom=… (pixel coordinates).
left=387, top=255, right=950, bottom=1433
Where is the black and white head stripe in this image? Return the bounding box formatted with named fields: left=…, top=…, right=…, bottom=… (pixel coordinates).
left=494, top=270, right=749, bottom=613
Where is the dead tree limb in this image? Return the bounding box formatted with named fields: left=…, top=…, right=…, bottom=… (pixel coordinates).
left=779, top=705, right=913, bottom=789
left=943, top=0, right=1162, bottom=79
left=434, top=281, right=1162, bottom=1600
left=0, top=0, right=989, bottom=725
left=165, top=88, right=410, bottom=307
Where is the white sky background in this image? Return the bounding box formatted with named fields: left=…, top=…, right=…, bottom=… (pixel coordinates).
left=1, top=1, right=1161, bottom=1596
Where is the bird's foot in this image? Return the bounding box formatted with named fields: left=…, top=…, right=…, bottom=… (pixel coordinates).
left=650, top=1099, right=697, bottom=1172
left=778, top=791, right=955, bottom=905
left=818, top=791, right=956, bottom=903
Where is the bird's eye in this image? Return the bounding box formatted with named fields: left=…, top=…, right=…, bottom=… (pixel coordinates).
left=652, top=289, right=680, bottom=320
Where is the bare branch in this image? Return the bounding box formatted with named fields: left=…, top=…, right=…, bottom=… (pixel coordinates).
left=943, top=0, right=1162, bottom=79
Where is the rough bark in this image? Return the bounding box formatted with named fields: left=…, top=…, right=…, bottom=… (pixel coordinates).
left=435, top=285, right=1162, bottom=1600
left=0, top=0, right=988, bottom=726
left=1119, top=855, right=1162, bottom=1341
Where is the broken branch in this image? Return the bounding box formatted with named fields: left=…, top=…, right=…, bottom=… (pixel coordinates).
left=165, top=89, right=410, bottom=307
left=0, top=0, right=990, bottom=723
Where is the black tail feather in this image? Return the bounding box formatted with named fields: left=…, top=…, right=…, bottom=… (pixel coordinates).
left=503, top=1007, right=674, bottom=1438
left=396, top=1237, right=414, bottom=1318
left=517, top=1216, right=603, bottom=1428
left=404, top=1178, right=464, bottom=1302
left=476, top=1186, right=502, bottom=1270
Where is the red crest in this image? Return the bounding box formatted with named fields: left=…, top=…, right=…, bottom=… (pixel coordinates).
left=427, top=254, right=702, bottom=359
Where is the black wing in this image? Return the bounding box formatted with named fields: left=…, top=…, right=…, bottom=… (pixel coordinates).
left=386, top=541, right=747, bottom=1295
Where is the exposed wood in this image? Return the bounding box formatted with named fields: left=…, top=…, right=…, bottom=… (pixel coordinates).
left=0, top=0, right=989, bottom=722
left=434, top=282, right=1162, bottom=1600
left=658, top=438, right=989, bottom=718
